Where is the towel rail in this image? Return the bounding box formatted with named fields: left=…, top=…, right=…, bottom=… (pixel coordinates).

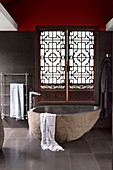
left=0, top=73, right=29, bottom=76
left=0, top=72, right=29, bottom=119
left=0, top=84, right=28, bottom=86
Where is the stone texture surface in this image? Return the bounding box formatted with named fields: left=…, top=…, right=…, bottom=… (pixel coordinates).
left=28, top=109, right=101, bottom=143
left=0, top=116, right=4, bottom=150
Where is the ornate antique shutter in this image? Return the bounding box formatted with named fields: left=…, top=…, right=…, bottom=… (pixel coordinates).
left=68, top=31, right=96, bottom=102
left=36, top=27, right=98, bottom=104
left=38, top=30, right=66, bottom=102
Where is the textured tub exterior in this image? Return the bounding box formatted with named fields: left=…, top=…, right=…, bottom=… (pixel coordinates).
left=0, top=116, right=4, bottom=150
left=28, top=109, right=101, bottom=143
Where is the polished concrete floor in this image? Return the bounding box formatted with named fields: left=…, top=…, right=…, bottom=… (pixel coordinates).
left=0, top=128, right=112, bottom=170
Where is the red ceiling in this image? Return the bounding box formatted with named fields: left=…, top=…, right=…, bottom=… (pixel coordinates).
left=1, top=0, right=113, bottom=31
left=1, top=0, right=13, bottom=3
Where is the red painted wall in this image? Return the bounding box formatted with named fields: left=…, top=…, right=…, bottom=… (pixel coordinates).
left=2, top=0, right=113, bottom=31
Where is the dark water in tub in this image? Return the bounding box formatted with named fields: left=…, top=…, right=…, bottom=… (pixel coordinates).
left=33, top=105, right=99, bottom=115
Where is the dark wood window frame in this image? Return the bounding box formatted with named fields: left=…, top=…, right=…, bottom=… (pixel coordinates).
left=35, top=26, right=99, bottom=105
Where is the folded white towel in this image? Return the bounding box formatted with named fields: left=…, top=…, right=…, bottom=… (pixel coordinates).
left=10, top=83, right=24, bottom=120
left=40, top=113, right=64, bottom=151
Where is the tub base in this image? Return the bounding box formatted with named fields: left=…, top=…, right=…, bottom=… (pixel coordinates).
left=28, top=109, right=101, bottom=143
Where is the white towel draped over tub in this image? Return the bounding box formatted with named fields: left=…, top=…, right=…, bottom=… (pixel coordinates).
left=40, top=113, right=64, bottom=152
left=10, top=83, right=24, bottom=120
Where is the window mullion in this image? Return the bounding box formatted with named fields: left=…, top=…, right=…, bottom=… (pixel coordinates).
left=66, top=29, right=69, bottom=102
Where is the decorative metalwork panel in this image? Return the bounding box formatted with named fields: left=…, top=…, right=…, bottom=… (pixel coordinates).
left=41, top=85, right=65, bottom=89
left=69, top=31, right=94, bottom=89
left=40, top=31, right=65, bottom=89
left=69, top=85, right=94, bottom=89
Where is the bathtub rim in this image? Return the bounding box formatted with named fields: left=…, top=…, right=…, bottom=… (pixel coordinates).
left=28, top=105, right=101, bottom=116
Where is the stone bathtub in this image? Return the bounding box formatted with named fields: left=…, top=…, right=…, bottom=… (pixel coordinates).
left=28, top=105, right=101, bottom=143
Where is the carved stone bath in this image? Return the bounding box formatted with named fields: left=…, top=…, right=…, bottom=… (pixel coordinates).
left=28, top=105, right=101, bottom=143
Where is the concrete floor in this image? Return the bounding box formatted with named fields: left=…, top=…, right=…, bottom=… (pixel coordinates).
left=0, top=128, right=112, bottom=170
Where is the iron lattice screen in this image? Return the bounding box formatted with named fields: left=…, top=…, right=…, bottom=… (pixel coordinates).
left=69, top=31, right=94, bottom=89
left=40, top=31, right=65, bottom=89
